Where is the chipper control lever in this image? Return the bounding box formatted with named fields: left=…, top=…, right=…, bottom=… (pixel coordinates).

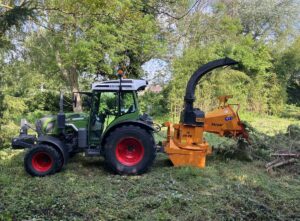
left=163, top=57, right=249, bottom=168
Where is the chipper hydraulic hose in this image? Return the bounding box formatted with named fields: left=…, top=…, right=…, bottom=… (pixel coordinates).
left=163, top=57, right=249, bottom=168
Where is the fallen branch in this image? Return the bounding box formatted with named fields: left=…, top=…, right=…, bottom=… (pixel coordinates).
left=266, top=158, right=282, bottom=168
left=266, top=158, right=298, bottom=172
left=271, top=153, right=300, bottom=158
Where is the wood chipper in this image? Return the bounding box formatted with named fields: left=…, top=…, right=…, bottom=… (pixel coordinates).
left=163, top=58, right=249, bottom=168
left=11, top=57, right=248, bottom=176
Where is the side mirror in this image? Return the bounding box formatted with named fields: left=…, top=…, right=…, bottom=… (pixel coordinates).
left=20, top=119, right=28, bottom=135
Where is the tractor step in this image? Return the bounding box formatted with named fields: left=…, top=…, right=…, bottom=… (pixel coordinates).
left=85, top=149, right=101, bottom=157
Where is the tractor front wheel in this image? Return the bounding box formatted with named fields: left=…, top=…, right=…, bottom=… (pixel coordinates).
left=104, top=125, right=156, bottom=175
left=24, top=144, right=62, bottom=177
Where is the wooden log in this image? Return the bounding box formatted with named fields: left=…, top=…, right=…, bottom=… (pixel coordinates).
left=266, top=158, right=297, bottom=172
left=265, top=158, right=282, bottom=168
left=271, top=153, right=299, bottom=158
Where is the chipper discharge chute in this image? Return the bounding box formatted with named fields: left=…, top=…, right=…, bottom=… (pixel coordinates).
left=163, top=58, right=249, bottom=168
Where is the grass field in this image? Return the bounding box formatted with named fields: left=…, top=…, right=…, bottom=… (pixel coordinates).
left=0, top=113, right=299, bottom=221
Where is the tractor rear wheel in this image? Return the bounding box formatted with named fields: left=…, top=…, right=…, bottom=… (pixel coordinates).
left=104, top=125, right=156, bottom=175
left=24, top=144, right=62, bottom=177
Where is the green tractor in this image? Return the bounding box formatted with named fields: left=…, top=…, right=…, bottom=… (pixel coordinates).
left=12, top=76, right=157, bottom=176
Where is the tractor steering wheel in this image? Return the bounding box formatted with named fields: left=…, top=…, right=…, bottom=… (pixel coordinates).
left=126, top=104, right=135, bottom=114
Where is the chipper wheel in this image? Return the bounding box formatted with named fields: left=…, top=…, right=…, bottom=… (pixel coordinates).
left=104, top=125, right=156, bottom=175
left=24, top=144, right=62, bottom=177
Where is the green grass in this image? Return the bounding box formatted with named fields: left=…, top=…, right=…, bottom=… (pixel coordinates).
left=239, top=112, right=300, bottom=135
left=1, top=112, right=300, bottom=220
left=0, top=151, right=299, bottom=221
left=0, top=150, right=299, bottom=221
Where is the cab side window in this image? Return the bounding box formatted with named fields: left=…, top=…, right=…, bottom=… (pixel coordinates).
left=121, top=92, right=136, bottom=115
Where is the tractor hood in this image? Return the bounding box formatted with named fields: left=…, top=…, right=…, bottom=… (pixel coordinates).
left=38, top=112, right=89, bottom=135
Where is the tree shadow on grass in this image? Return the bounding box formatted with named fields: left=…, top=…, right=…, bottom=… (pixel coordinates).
left=153, top=153, right=173, bottom=168
left=72, top=154, right=105, bottom=167
left=65, top=154, right=110, bottom=175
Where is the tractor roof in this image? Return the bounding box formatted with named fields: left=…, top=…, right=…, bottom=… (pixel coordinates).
left=92, top=79, right=148, bottom=91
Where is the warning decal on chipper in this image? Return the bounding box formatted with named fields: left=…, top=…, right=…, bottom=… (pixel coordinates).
left=225, top=116, right=233, bottom=121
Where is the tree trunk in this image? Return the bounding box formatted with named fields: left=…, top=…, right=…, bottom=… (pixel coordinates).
left=69, top=65, right=82, bottom=112
left=55, top=50, right=82, bottom=112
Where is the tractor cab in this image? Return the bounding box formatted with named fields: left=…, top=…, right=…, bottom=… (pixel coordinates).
left=12, top=77, right=156, bottom=176
left=88, top=79, right=148, bottom=146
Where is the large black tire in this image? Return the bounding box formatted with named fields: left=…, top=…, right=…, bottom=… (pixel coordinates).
left=104, top=125, right=156, bottom=175
left=56, top=150, right=64, bottom=173
left=24, top=144, right=62, bottom=177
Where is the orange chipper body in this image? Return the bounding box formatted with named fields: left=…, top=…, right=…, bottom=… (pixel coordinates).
left=163, top=58, right=249, bottom=168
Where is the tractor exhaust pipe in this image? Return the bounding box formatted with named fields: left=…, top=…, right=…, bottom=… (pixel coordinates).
left=57, top=90, right=66, bottom=131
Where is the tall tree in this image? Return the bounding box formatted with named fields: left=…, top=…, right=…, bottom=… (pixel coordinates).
left=24, top=0, right=164, bottom=111
left=0, top=1, right=35, bottom=147
left=166, top=0, right=298, bottom=115
left=0, top=1, right=35, bottom=48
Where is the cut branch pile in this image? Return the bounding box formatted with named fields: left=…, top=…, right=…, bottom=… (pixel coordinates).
left=266, top=150, right=299, bottom=172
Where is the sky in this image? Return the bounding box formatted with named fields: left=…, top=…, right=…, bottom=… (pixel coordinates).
left=142, top=58, right=171, bottom=85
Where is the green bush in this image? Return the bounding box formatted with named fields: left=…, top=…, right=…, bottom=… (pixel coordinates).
left=0, top=95, right=28, bottom=149
left=1, top=95, right=28, bottom=123
left=139, top=89, right=169, bottom=117
left=25, top=91, right=60, bottom=112
left=0, top=121, right=20, bottom=149
left=168, top=36, right=286, bottom=116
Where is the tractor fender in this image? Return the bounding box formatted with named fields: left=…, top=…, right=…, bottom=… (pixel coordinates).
left=37, top=135, right=69, bottom=166
left=101, top=120, right=154, bottom=146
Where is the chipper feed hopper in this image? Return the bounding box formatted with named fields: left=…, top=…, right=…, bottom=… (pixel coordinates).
left=163, top=58, right=249, bottom=168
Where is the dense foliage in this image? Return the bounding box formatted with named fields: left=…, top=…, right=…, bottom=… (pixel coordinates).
left=167, top=1, right=299, bottom=117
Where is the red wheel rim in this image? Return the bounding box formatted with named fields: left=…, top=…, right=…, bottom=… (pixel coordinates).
left=116, top=137, right=145, bottom=166
left=31, top=152, right=53, bottom=172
